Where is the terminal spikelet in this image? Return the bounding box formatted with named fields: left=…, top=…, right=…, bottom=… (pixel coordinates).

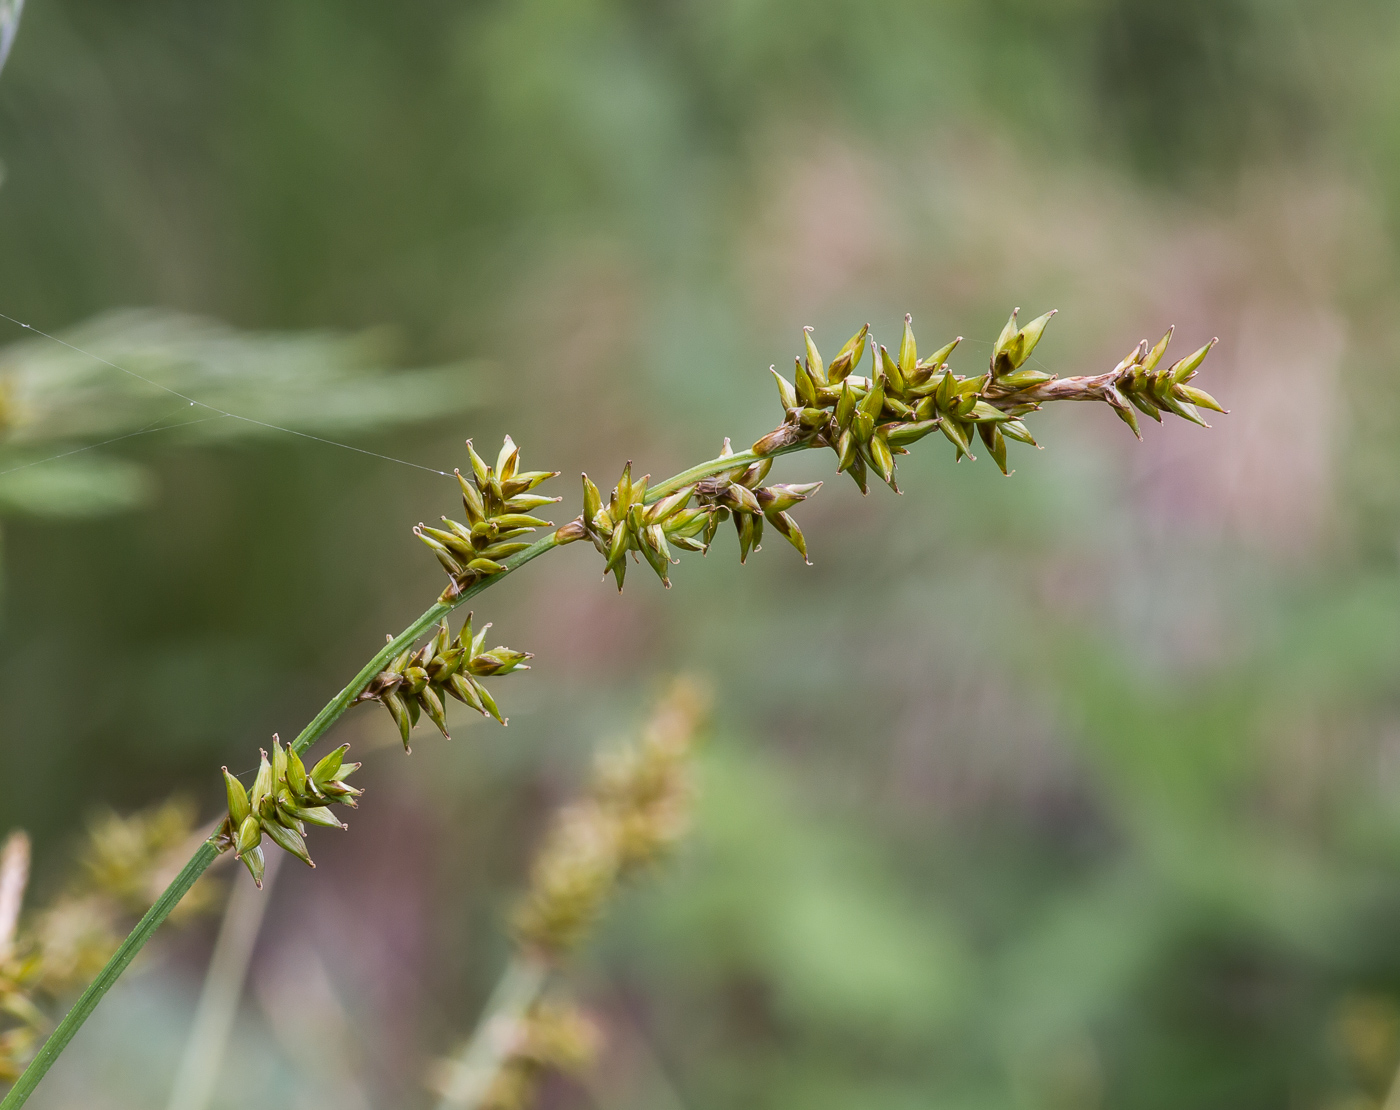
left=755, top=311, right=1222, bottom=479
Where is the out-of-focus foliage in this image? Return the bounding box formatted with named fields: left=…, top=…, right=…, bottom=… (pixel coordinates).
left=4, top=0, right=1400, bottom=1108
left=0, top=309, right=483, bottom=518
left=0, top=800, right=217, bottom=1081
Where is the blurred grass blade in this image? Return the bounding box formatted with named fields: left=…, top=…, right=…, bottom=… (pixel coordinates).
left=0, top=0, right=24, bottom=80
left=164, top=853, right=281, bottom=1110
left=0, top=831, right=29, bottom=963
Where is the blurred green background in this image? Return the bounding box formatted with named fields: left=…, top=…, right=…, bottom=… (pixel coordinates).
left=5, top=0, right=1400, bottom=1107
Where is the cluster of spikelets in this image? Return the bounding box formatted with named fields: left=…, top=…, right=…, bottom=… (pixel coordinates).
left=211, top=311, right=1221, bottom=888
left=547, top=310, right=1221, bottom=594
left=513, top=678, right=707, bottom=960
left=691, top=444, right=822, bottom=566
left=215, top=617, right=532, bottom=882
left=357, top=613, right=532, bottom=743
left=561, top=449, right=822, bottom=590
left=755, top=310, right=1220, bottom=479
left=1, top=802, right=214, bottom=1081
left=1092, top=326, right=1224, bottom=437
left=415, top=436, right=560, bottom=602
left=418, top=313, right=1220, bottom=598
left=215, top=738, right=362, bottom=887
left=566, top=462, right=712, bottom=590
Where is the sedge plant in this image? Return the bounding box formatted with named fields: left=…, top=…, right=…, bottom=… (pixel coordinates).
left=0, top=310, right=1223, bottom=1106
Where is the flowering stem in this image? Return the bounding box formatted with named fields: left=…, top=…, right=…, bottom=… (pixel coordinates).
left=0, top=531, right=565, bottom=1107
left=0, top=443, right=782, bottom=1107
left=2, top=309, right=1223, bottom=1104
left=434, top=953, right=550, bottom=1110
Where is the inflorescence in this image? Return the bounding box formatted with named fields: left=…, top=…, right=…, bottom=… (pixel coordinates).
left=430, top=680, right=706, bottom=1110
left=213, top=310, right=1222, bottom=887
left=460, top=1002, right=600, bottom=1110
left=215, top=738, right=362, bottom=887
left=416, top=436, right=560, bottom=603
left=513, top=678, right=706, bottom=960
left=358, top=615, right=532, bottom=743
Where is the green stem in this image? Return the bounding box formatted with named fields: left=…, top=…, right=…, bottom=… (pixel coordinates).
left=0, top=437, right=817, bottom=1107
left=0, top=533, right=562, bottom=1108
left=286, top=530, right=563, bottom=758
left=644, top=441, right=807, bottom=501
left=0, top=842, right=221, bottom=1109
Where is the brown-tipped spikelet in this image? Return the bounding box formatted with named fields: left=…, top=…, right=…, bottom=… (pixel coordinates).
left=357, top=613, right=532, bottom=745
left=571, top=462, right=702, bottom=591
left=213, top=736, right=360, bottom=886
left=692, top=439, right=822, bottom=567
left=418, top=436, right=560, bottom=603
left=512, top=678, right=708, bottom=959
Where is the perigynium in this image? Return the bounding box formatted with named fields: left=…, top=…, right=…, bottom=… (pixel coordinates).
left=0, top=310, right=1222, bottom=1107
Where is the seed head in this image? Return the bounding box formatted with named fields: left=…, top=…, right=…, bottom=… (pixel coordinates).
left=752, top=313, right=1222, bottom=483
left=214, top=734, right=361, bottom=885
left=419, top=437, right=560, bottom=602
left=357, top=613, right=531, bottom=744
left=512, top=678, right=708, bottom=959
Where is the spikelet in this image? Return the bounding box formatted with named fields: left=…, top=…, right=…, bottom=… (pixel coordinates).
left=358, top=613, right=531, bottom=744
left=212, top=736, right=361, bottom=886
left=755, top=312, right=1220, bottom=481
left=418, top=436, right=560, bottom=603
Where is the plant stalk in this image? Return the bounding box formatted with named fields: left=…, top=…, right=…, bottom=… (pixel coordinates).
left=434, top=954, right=550, bottom=1110
left=0, top=841, right=220, bottom=1109
left=644, top=441, right=805, bottom=501
left=0, top=442, right=793, bottom=1107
